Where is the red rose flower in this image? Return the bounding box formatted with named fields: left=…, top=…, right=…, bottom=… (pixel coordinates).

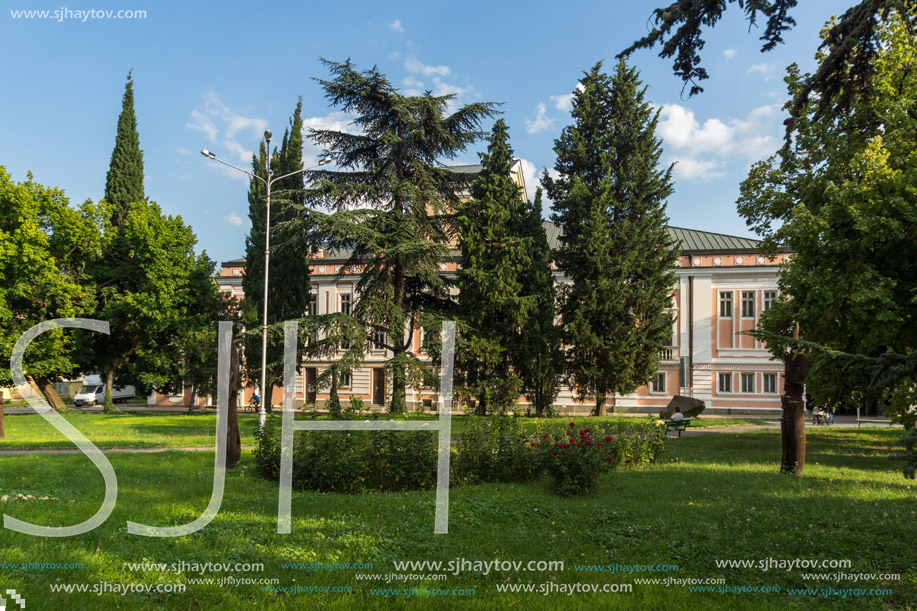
left=597, top=444, right=603, bottom=449
left=605, top=458, right=612, bottom=462
left=531, top=443, right=537, bottom=447
left=569, top=422, right=575, bottom=427
left=543, top=434, right=549, bottom=439
left=586, top=441, right=593, bottom=446
left=548, top=452, right=554, bottom=458
left=576, top=443, right=581, bottom=448
left=561, top=450, right=566, bottom=455
left=605, top=436, right=612, bottom=442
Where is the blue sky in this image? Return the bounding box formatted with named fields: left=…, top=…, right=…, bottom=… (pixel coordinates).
left=1, top=0, right=858, bottom=265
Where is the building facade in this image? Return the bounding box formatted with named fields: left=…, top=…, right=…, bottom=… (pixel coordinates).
left=207, top=162, right=788, bottom=415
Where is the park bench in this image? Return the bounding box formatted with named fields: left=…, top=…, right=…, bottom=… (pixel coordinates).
left=812, top=412, right=829, bottom=426
left=664, top=419, right=691, bottom=437
left=856, top=418, right=893, bottom=428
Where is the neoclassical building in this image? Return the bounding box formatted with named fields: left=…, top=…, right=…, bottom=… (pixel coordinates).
left=208, top=161, right=789, bottom=416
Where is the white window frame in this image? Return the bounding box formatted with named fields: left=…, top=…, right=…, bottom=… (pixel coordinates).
left=763, top=373, right=778, bottom=394
left=718, top=373, right=732, bottom=394
left=740, top=372, right=755, bottom=394
left=741, top=291, right=756, bottom=318
left=763, top=290, right=777, bottom=312
left=719, top=291, right=733, bottom=318
left=651, top=372, right=666, bottom=394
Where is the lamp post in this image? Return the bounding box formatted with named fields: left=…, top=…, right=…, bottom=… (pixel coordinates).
left=202, top=133, right=331, bottom=428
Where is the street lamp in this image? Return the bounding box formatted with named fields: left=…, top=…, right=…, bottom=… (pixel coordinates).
left=202, top=132, right=331, bottom=428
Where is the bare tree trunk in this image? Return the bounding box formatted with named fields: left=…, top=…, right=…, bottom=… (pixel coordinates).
left=781, top=349, right=809, bottom=474
left=102, top=368, right=120, bottom=414
left=35, top=377, right=67, bottom=411
left=225, top=340, right=242, bottom=468
left=593, top=391, right=606, bottom=417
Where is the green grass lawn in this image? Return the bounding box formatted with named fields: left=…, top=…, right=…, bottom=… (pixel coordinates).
left=0, top=425, right=913, bottom=609
left=0, top=412, right=766, bottom=451
left=0, top=412, right=262, bottom=449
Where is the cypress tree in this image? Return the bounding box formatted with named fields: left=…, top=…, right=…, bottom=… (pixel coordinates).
left=103, top=71, right=145, bottom=226
left=544, top=60, right=678, bottom=416
left=455, top=119, right=530, bottom=414
left=513, top=188, right=564, bottom=417
left=241, top=99, right=313, bottom=408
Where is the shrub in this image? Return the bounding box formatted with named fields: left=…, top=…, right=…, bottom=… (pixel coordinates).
left=254, top=416, right=437, bottom=493
left=453, top=415, right=542, bottom=485
left=533, top=420, right=666, bottom=496
left=615, top=420, right=666, bottom=467
left=535, top=422, right=619, bottom=496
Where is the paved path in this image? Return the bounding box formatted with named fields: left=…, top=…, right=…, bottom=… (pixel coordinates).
left=0, top=445, right=257, bottom=455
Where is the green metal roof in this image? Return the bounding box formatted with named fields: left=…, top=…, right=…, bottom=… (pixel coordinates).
left=542, top=222, right=764, bottom=254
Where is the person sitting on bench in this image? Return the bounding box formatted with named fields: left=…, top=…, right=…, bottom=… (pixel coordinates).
left=671, top=407, right=685, bottom=421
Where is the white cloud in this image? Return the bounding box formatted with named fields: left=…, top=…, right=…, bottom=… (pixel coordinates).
left=225, top=212, right=244, bottom=226
left=188, top=92, right=268, bottom=178
left=176, top=147, right=192, bottom=155
left=671, top=158, right=727, bottom=181
left=404, top=55, right=450, bottom=76
left=525, top=103, right=554, bottom=134
left=390, top=19, right=404, bottom=32
left=550, top=93, right=575, bottom=113
left=656, top=102, right=783, bottom=181
left=724, top=49, right=737, bottom=60
left=550, top=83, right=584, bottom=112
left=746, top=63, right=775, bottom=80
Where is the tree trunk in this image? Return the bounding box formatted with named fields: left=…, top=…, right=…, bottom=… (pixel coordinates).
left=780, top=348, right=810, bottom=474
left=188, top=383, right=197, bottom=414
left=390, top=359, right=407, bottom=414
left=35, top=377, right=67, bottom=411
left=593, top=391, right=606, bottom=417
left=225, top=340, right=242, bottom=468
left=781, top=396, right=806, bottom=473
left=102, top=368, right=120, bottom=414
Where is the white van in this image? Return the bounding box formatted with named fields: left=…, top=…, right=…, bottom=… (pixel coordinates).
left=73, top=375, right=136, bottom=407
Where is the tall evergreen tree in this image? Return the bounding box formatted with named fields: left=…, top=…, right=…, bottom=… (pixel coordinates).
left=544, top=60, right=678, bottom=416
left=513, top=188, right=564, bottom=417
left=455, top=119, right=531, bottom=414
left=103, top=71, right=145, bottom=226
left=296, top=59, right=498, bottom=413
left=241, top=99, right=314, bottom=407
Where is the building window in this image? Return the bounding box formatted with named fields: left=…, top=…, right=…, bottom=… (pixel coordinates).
left=741, top=291, right=755, bottom=318
left=718, top=373, right=732, bottom=393
left=309, top=290, right=319, bottom=316
left=719, top=292, right=733, bottom=318
left=764, top=373, right=778, bottom=394
left=763, top=290, right=777, bottom=312
left=651, top=372, right=666, bottom=393
left=339, top=293, right=352, bottom=315
left=339, top=372, right=351, bottom=388
left=372, top=329, right=386, bottom=351
left=741, top=372, right=755, bottom=393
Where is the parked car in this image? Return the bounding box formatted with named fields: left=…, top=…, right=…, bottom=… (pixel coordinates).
left=73, top=375, right=136, bottom=406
